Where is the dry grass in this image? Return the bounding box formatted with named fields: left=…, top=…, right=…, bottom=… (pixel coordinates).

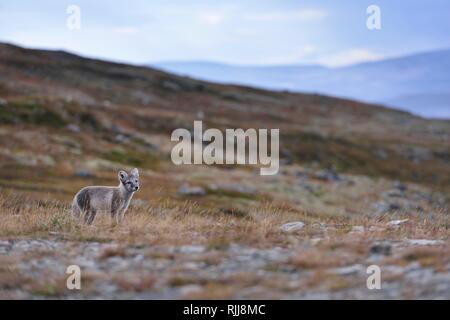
left=0, top=192, right=448, bottom=248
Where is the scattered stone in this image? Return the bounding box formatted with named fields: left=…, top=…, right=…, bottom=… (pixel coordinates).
left=178, top=245, right=205, bottom=254
left=0, top=240, right=12, bottom=255
left=374, top=148, right=388, bottom=160
left=369, top=242, right=392, bottom=256
left=177, top=184, right=206, bottom=196
left=74, top=169, right=94, bottom=178
left=314, top=169, right=342, bottom=182
left=208, top=183, right=256, bottom=195
left=383, top=190, right=405, bottom=198
left=66, top=124, right=81, bottom=133
left=393, top=181, right=407, bottom=192
left=387, top=219, right=409, bottom=227
left=368, top=226, right=385, bottom=232
left=280, top=149, right=294, bottom=165
left=372, top=202, right=402, bottom=213
left=350, top=226, right=365, bottom=233
left=331, top=264, right=364, bottom=276
left=407, top=239, right=444, bottom=246
left=280, top=221, right=305, bottom=232
left=196, top=111, right=205, bottom=119
left=162, top=80, right=181, bottom=91
left=295, top=170, right=309, bottom=179
left=114, top=134, right=130, bottom=143
left=179, top=285, right=202, bottom=296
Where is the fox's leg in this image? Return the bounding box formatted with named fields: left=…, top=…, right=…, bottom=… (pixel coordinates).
left=111, top=208, right=118, bottom=222
left=115, top=210, right=125, bottom=224
left=84, top=209, right=97, bottom=225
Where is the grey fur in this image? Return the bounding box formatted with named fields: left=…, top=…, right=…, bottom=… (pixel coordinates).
left=71, top=168, right=140, bottom=224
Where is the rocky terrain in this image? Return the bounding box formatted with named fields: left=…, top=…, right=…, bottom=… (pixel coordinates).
left=0, top=43, right=449, bottom=299
left=0, top=237, right=448, bottom=299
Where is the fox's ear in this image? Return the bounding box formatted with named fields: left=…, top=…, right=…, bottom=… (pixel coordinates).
left=118, top=170, right=128, bottom=182
left=131, top=168, right=139, bottom=177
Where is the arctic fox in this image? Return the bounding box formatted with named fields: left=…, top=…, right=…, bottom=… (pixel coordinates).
left=71, top=168, right=140, bottom=224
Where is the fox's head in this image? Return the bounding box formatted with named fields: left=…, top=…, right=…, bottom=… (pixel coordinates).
left=118, top=168, right=140, bottom=193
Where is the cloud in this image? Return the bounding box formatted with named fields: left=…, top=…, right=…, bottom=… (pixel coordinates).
left=112, top=26, right=139, bottom=35
left=317, top=49, right=384, bottom=67
left=245, top=9, right=327, bottom=22
left=199, top=13, right=224, bottom=25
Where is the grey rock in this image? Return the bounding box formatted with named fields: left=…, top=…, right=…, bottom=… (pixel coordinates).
left=387, top=219, right=409, bottom=227
left=314, top=169, right=342, bottom=182
left=407, top=239, right=444, bottom=246
left=74, top=169, right=94, bottom=178
left=393, top=181, right=407, bottom=192
left=178, top=245, right=205, bottom=254
left=208, top=183, right=256, bottom=195
left=280, top=221, right=305, bottom=232
left=369, top=242, right=392, bottom=256
left=66, top=124, right=81, bottom=133
left=177, top=184, right=206, bottom=196
left=350, top=226, right=365, bottom=233
left=372, top=202, right=402, bottom=213
left=331, top=264, right=364, bottom=276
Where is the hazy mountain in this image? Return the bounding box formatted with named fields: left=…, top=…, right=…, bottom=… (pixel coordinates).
left=153, top=49, right=450, bottom=119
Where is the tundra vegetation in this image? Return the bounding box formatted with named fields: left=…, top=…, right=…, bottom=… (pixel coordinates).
left=0, top=43, right=449, bottom=299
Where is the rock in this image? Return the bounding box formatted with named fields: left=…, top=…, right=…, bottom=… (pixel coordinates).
left=196, top=111, right=205, bottom=119
left=298, top=181, right=319, bottom=193
left=74, top=169, right=94, bottom=178
left=372, top=202, right=402, bottom=213
left=177, top=184, right=206, bottom=196
left=314, top=169, right=342, bottom=182
left=162, top=80, right=181, bottom=91
left=369, top=242, right=392, bottom=256
left=350, top=226, right=365, bottom=233
left=331, top=264, right=364, bottom=276
left=280, top=221, right=305, bottom=232
left=179, top=285, right=202, bottom=296
left=383, top=190, right=405, bottom=198
left=407, top=239, right=444, bottom=246
left=310, top=238, right=322, bottom=245
left=393, top=181, right=407, bottom=192
left=114, top=134, right=130, bottom=143
left=295, top=170, right=309, bottom=179
left=0, top=240, right=12, bottom=255
left=369, top=226, right=385, bottom=232
left=208, top=183, right=256, bottom=195
left=178, top=245, right=205, bottom=254
left=280, top=149, right=294, bottom=165
left=387, top=219, right=409, bottom=227
left=66, top=124, right=81, bottom=133
left=374, top=148, right=388, bottom=160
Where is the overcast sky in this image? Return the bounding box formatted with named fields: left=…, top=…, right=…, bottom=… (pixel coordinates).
left=1, top=0, right=449, bottom=67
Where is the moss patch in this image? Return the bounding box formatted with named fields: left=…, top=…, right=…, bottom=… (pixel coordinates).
left=0, top=102, right=66, bottom=127
left=103, top=148, right=160, bottom=169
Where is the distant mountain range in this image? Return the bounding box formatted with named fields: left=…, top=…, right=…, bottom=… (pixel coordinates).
left=153, top=49, right=450, bottom=119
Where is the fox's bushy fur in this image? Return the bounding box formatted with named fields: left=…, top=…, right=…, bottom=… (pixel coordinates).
left=71, top=168, right=140, bottom=224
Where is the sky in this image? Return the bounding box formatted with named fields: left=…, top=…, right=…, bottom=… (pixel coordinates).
left=0, top=0, right=449, bottom=67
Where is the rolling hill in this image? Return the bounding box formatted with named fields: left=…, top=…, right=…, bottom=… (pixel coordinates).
left=1, top=42, right=449, bottom=190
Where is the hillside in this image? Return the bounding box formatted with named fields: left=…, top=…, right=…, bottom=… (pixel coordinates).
left=0, top=43, right=449, bottom=299
left=154, top=49, right=450, bottom=118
